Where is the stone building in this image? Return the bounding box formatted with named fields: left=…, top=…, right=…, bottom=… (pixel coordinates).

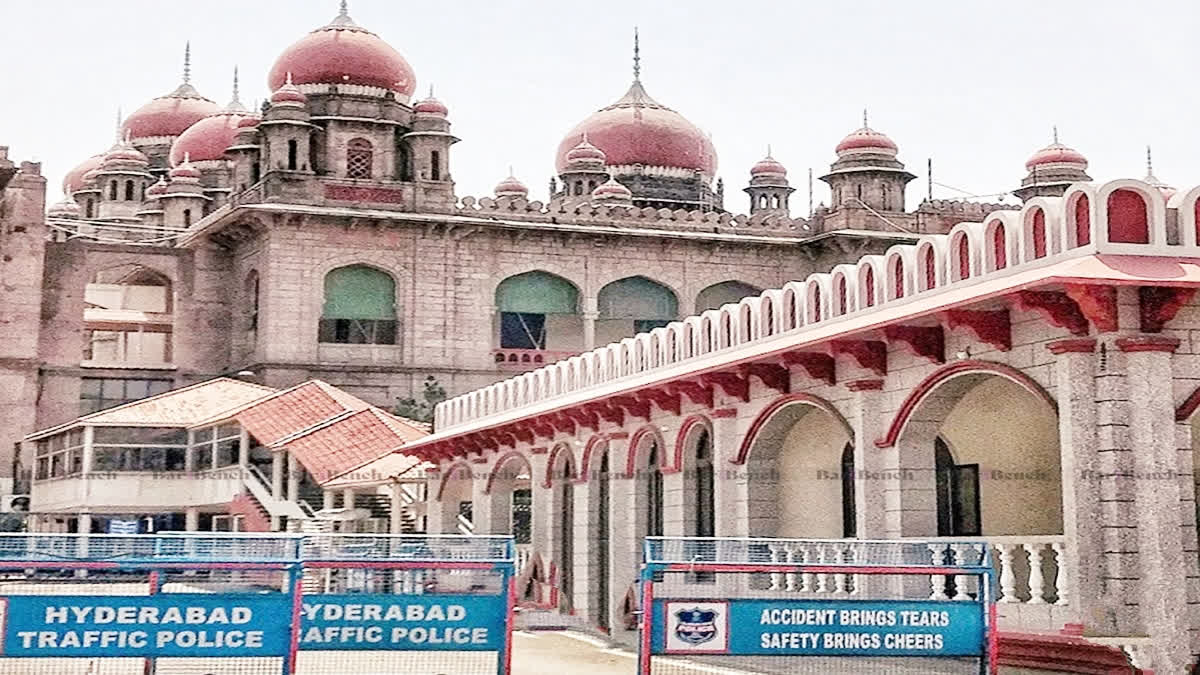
left=3, top=3, right=1103, bottom=544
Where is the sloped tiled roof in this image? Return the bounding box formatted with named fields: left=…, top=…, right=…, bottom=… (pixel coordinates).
left=278, top=407, right=424, bottom=484
left=233, top=380, right=372, bottom=447
left=26, top=378, right=276, bottom=440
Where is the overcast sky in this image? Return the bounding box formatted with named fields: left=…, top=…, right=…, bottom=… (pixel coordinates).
left=4, top=0, right=1197, bottom=211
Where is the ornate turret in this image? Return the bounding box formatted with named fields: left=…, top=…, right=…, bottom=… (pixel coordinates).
left=494, top=170, right=528, bottom=199
left=95, top=112, right=154, bottom=222
left=1014, top=127, right=1091, bottom=201
left=121, top=43, right=221, bottom=171
left=591, top=177, right=633, bottom=205
left=159, top=154, right=209, bottom=228
left=558, top=134, right=609, bottom=199
left=259, top=73, right=314, bottom=174
left=745, top=148, right=793, bottom=216
left=820, top=111, right=914, bottom=214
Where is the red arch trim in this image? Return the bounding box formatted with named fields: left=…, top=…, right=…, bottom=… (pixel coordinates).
left=671, top=414, right=713, bottom=473
left=624, top=425, right=667, bottom=478
left=575, top=435, right=611, bottom=483
left=732, top=393, right=852, bottom=465
left=874, top=360, right=1057, bottom=448
left=483, top=450, right=532, bottom=495
left=1175, top=385, right=1200, bottom=422
left=435, top=461, right=473, bottom=500
left=542, top=443, right=576, bottom=488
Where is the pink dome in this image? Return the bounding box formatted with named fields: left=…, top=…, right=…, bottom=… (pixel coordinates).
left=556, top=81, right=716, bottom=176
left=836, top=126, right=898, bottom=154
left=1025, top=143, right=1087, bottom=170
left=592, top=177, right=633, bottom=200
left=268, top=7, right=415, bottom=96
left=168, top=160, right=202, bottom=181
left=494, top=174, right=528, bottom=197
left=62, top=155, right=104, bottom=194
left=145, top=178, right=169, bottom=197
left=236, top=115, right=261, bottom=128
left=413, top=95, right=448, bottom=116
left=750, top=155, right=787, bottom=177
left=564, top=135, right=606, bottom=165
left=169, top=113, right=257, bottom=165
left=102, top=142, right=149, bottom=168
left=270, top=74, right=308, bottom=105
left=123, top=86, right=221, bottom=141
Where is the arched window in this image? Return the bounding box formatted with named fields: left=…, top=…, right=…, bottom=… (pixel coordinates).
left=85, top=199, right=94, bottom=219
left=108, top=181, right=117, bottom=200
left=881, top=184, right=891, bottom=211
left=597, top=276, right=678, bottom=341
left=694, top=431, right=714, bottom=538
left=841, top=443, right=856, bottom=537
left=892, top=258, right=905, bottom=299
left=811, top=283, right=823, bottom=322
left=836, top=276, right=847, bottom=315
left=1031, top=210, right=1047, bottom=259
left=992, top=223, right=1007, bottom=269
left=923, top=247, right=936, bottom=290
left=182, top=209, right=192, bottom=227
left=696, top=281, right=761, bottom=313
left=935, top=437, right=981, bottom=536
left=864, top=267, right=876, bottom=307
left=251, top=162, right=261, bottom=184
left=318, top=265, right=397, bottom=344
left=124, top=180, right=134, bottom=201
left=956, top=235, right=971, bottom=280
left=646, top=441, right=664, bottom=538
left=346, top=138, right=373, bottom=179
left=495, top=271, right=579, bottom=350
left=83, top=265, right=173, bottom=367
left=1107, top=189, right=1149, bottom=244
left=286, top=140, right=298, bottom=171
left=431, top=151, right=441, bottom=181
left=1073, top=194, right=1091, bottom=246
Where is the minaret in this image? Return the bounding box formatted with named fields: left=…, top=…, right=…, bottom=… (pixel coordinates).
left=159, top=154, right=209, bottom=229
left=820, top=110, right=914, bottom=213
left=557, top=133, right=610, bottom=199
left=745, top=146, right=793, bottom=215
left=1014, top=127, right=1091, bottom=201
left=259, top=73, right=314, bottom=174
left=95, top=112, right=154, bottom=223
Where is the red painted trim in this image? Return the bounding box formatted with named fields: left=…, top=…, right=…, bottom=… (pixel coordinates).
left=782, top=350, right=836, bottom=385
left=1046, top=338, right=1097, bottom=354
left=608, top=432, right=630, bottom=439
left=701, top=371, right=750, bottom=403
left=988, top=601, right=999, bottom=675
left=530, top=446, right=548, bottom=455
left=882, top=324, right=945, bottom=364
left=943, top=309, right=1012, bottom=352
left=287, top=575, right=303, bottom=674
left=303, top=561, right=499, bottom=570
left=875, top=360, right=1057, bottom=448
left=830, top=339, right=888, bottom=376
left=613, top=395, right=652, bottom=421
left=733, top=393, right=852, bottom=465
left=483, top=450, right=533, bottom=495
left=742, top=362, right=790, bottom=393
left=1116, top=335, right=1180, bottom=353
left=543, top=442, right=576, bottom=488
left=503, top=574, right=517, bottom=675
left=638, top=580, right=654, bottom=675
left=710, top=407, right=737, bottom=418
left=1140, top=286, right=1197, bottom=333
left=641, top=387, right=682, bottom=416
left=661, top=563, right=981, bottom=575
left=672, top=414, right=713, bottom=472
left=666, top=381, right=714, bottom=408
left=577, top=434, right=610, bottom=480
left=1016, top=290, right=1090, bottom=336
left=1065, top=284, right=1118, bottom=333
left=845, top=379, right=884, bottom=391
left=1176, top=385, right=1200, bottom=421
left=625, top=425, right=668, bottom=478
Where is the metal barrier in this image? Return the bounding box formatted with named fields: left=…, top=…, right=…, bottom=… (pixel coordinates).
left=0, top=533, right=516, bottom=675
left=637, top=537, right=996, bottom=675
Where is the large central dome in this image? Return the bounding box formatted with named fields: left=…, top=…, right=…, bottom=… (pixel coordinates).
left=555, top=79, right=717, bottom=177
left=268, top=3, right=416, bottom=98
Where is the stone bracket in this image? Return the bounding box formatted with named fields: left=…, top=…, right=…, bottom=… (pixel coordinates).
left=943, top=309, right=1012, bottom=351
left=1015, top=290, right=1089, bottom=336
left=740, top=362, right=790, bottom=394
left=1064, top=284, right=1118, bottom=333
left=829, top=340, right=888, bottom=376
left=882, top=324, right=945, bottom=364
left=1139, top=286, right=1197, bottom=333
left=781, top=350, right=836, bottom=385
left=700, top=371, right=750, bottom=403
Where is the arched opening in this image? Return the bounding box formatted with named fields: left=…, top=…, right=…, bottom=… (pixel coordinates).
left=742, top=397, right=854, bottom=539
left=596, top=276, right=678, bottom=344
left=83, top=265, right=173, bottom=367
left=891, top=257, right=906, bottom=300
left=863, top=266, right=876, bottom=307
left=486, top=453, right=532, bottom=545
left=809, top=283, right=823, bottom=322
left=695, top=280, right=762, bottom=313
left=430, top=150, right=441, bottom=181
left=956, top=235, right=971, bottom=280
left=319, top=265, right=397, bottom=344
left=286, top=139, right=298, bottom=171
left=1073, top=194, right=1091, bottom=247
left=124, top=180, right=135, bottom=201
left=578, top=441, right=612, bottom=630
left=1031, top=210, right=1048, bottom=259
left=835, top=275, right=848, bottom=315
left=108, top=181, right=117, bottom=201
left=437, top=464, right=473, bottom=535
left=547, top=447, right=575, bottom=612
left=992, top=223, right=1007, bottom=270
left=921, top=246, right=937, bottom=291
left=346, top=138, right=373, bottom=179
left=629, top=431, right=665, bottom=561
left=495, top=271, right=581, bottom=354
left=1107, top=189, right=1150, bottom=244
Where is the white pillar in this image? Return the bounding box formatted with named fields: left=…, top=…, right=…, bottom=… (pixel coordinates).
left=286, top=454, right=300, bottom=504
left=237, top=428, right=249, bottom=466
left=528, top=453, right=551, bottom=557
left=847, top=380, right=888, bottom=538
left=606, top=435, right=636, bottom=633
left=426, top=475, right=446, bottom=535
left=711, top=410, right=748, bottom=538
left=185, top=507, right=200, bottom=532
left=572, top=478, right=599, bottom=624
left=470, top=468, right=496, bottom=535
left=389, top=483, right=404, bottom=535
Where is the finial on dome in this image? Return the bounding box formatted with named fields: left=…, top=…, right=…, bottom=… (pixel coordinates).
left=339, top=0, right=349, bottom=16
left=863, top=108, right=868, bottom=128
left=330, top=0, right=355, bottom=26
left=286, top=71, right=294, bottom=86
left=226, top=65, right=246, bottom=111
left=1146, top=145, right=1153, bottom=176
left=182, top=41, right=191, bottom=84
left=766, top=144, right=772, bottom=158
left=633, top=27, right=641, bottom=82
left=428, top=84, right=434, bottom=98
left=1052, top=125, right=1059, bottom=144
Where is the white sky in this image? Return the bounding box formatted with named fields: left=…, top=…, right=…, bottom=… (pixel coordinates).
left=3, top=0, right=1197, bottom=211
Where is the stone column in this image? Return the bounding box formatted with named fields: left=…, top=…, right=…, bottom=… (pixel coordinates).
left=582, top=297, right=599, bottom=351
left=572, top=476, right=599, bottom=622
left=470, top=468, right=495, bottom=535
left=1118, top=336, right=1192, bottom=672
left=711, top=409, right=749, bottom=538
left=237, top=428, right=249, bottom=466
left=847, top=380, right=888, bottom=538
left=606, top=434, right=637, bottom=634
left=660, top=421, right=686, bottom=538
left=323, top=490, right=335, bottom=511
left=528, top=452, right=552, bottom=566
left=425, top=474, right=446, bottom=535
left=185, top=507, right=200, bottom=532
left=341, top=488, right=355, bottom=512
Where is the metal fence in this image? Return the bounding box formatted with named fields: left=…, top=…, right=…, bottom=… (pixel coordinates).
left=637, top=537, right=996, bottom=675
left=0, top=533, right=515, bottom=675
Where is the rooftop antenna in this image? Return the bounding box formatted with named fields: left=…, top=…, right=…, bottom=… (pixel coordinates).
left=807, top=167, right=813, bottom=218
left=927, top=158, right=932, bottom=200
left=182, top=41, right=191, bottom=84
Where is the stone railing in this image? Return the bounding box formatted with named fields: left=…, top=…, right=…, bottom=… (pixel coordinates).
left=926, top=535, right=1066, bottom=606
left=492, top=348, right=577, bottom=371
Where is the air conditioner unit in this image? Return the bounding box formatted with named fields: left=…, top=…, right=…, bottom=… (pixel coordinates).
left=1, top=495, right=30, bottom=513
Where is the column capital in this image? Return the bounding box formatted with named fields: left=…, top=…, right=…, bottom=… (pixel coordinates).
left=1046, top=338, right=1097, bottom=354
left=845, top=379, right=884, bottom=391
left=1115, top=335, right=1180, bottom=353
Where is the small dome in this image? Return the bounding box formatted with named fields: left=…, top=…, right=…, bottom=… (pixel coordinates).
left=146, top=178, right=169, bottom=197
left=591, top=177, right=633, bottom=201
left=835, top=124, right=898, bottom=155
left=102, top=138, right=150, bottom=168
left=169, top=112, right=257, bottom=165
left=270, top=73, right=308, bottom=105
left=267, top=3, right=416, bottom=96
left=81, top=168, right=102, bottom=187
left=47, top=197, right=81, bottom=218
left=564, top=134, right=607, bottom=166
left=494, top=173, right=528, bottom=198
left=62, top=155, right=104, bottom=194
left=413, top=94, right=448, bottom=116
left=750, top=154, right=787, bottom=178
left=168, top=157, right=202, bottom=182
left=1025, top=142, right=1087, bottom=170
left=237, top=115, right=261, bottom=128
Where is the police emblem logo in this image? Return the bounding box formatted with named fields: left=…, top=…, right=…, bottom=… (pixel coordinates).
left=674, top=607, right=718, bottom=645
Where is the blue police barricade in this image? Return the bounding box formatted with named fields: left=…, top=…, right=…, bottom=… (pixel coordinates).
left=638, top=537, right=996, bottom=675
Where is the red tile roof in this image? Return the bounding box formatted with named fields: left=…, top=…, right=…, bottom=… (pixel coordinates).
left=234, top=380, right=371, bottom=447
left=278, top=408, right=421, bottom=484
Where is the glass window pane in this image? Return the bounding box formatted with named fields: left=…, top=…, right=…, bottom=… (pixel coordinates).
left=100, top=379, right=126, bottom=400
left=124, top=379, right=150, bottom=399
left=80, top=378, right=103, bottom=398
left=148, top=380, right=173, bottom=396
